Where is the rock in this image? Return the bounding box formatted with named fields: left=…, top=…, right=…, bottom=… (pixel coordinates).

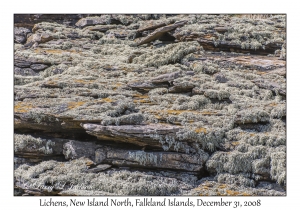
left=14, top=60, right=31, bottom=68
left=82, top=123, right=181, bottom=148
left=84, top=25, right=117, bottom=32
left=30, top=64, right=49, bottom=71
left=95, top=146, right=208, bottom=171
left=214, top=27, right=228, bottom=33
left=14, top=67, right=39, bottom=76
left=226, top=56, right=285, bottom=70
left=252, top=79, right=286, bottom=95
left=168, top=84, right=194, bottom=93
left=13, top=14, right=286, bottom=196
left=192, top=87, right=205, bottom=95
left=26, top=33, right=53, bottom=44
left=63, top=140, right=96, bottom=160
left=128, top=81, right=169, bottom=92
left=14, top=134, right=68, bottom=157
left=14, top=14, right=92, bottom=28
left=14, top=27, right=31, bottom=44
left=151, top=71, right=181, bottom=83
left=75, top=15, right=119, bottom=28
left=137, top=22, right=167, bottom=32
left=15, top=35, right=27, bottom=44
left=138, top=20, right=187, bottom=46
left=86, top=164, right=111, bottom=173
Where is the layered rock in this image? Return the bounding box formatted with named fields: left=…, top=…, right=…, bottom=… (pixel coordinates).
left=14, top=14, right=286, bottom=196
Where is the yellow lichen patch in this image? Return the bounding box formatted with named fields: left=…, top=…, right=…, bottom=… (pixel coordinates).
left=67, top=101, right=86, bottom=109
left=14, top=102, right=33, bottom=113
left=241, top=192, right=251, bottom=196
left=101, top=98, right=115, bottom=103
left=133, top=99, right=151, bottom=104
left=154, top=115, right=163, bottom=120
left=166, top=110, right=199, bottom=115
left=219, top=184, right=227, bottom=189
left=268, top=102, right=278, bottom=107
left=256, top=71, right=267, bottom=75
left=200, top=111, right=218, bottom=115
left=226, top=190, right=240, bottom=196
left=250, top=133, right=255, bottom=137
left=195, top=128, right=207, bottom=134
left=134, top=95, right=149, bottom=99
left=74, top=79, right=95, bottom=84
left=231, top=141, right=240, bottom=146
left=115, top=83, right=123, bottom=87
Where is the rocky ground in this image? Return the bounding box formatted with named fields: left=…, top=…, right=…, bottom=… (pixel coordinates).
left=14, top=14, right=286, bottom=196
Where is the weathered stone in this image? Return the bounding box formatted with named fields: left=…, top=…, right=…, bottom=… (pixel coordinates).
left=82, top=123, right=181, bottom=148
left=86, top=164, right=111, bottom=173
left=63, top=140, right=96, bottom=160
left=226, top=56, right=286, bottom=70
left=128, top=81, right=168, bottom=92
left=14, top=60, right=31, bottom=68
left=14, top=27, right=31, bottom=44
left=138, top=20, right=187, bottom=46
left=192, top=87, right=205, bottom=95
left=151, top=71, right=181, bottom=83
left=252, top=79, right=286, bottom=95
left=14, top=14, right=92, bottom=28
left=15, top=35, right=27, bottom=44
left=214, top=27, right=228, bottom=33
left=75, top=15, right=118, bottom=28
left=13, top=14, right=286, bottom=196
left=30, top=64, right=49, bottom=71
left=14, top=136, right=68, bottom=158
left=14, top=67, right=39, bottom=76
left=168, top=84, right=194, bottom=93
left=84, top=25, right=117, bottom=32
left=26, top=33, right=53, bottom=44
left=95, top=146, right=208, bottom=171
left=137, top=22, right=167, bottom=32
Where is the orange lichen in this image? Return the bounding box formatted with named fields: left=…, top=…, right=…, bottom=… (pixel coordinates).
left=195, top=128, right=207, bottom=134
left=67, top=101, right=86, bottom=109
left=226, top=190, right=240, bottom=196
left=231, top=141, right=240, bottom=146
left=101, top=98, right=114, bottom=103
left=74, top=79, right=95, bottom=84
left=133, top=99, right=151, bottom=103
left=165, top=110, right=198, bottom=115
left=268, top=103, right=278, bottom=107
left=219, top=184, right=227, bottom=189
left=14, top=102, right=33, bottom=113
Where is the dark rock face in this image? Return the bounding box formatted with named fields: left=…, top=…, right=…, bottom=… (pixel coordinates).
left=14, top=27, right=31, bottom=44
left=14, top=14, right=286, bottom=196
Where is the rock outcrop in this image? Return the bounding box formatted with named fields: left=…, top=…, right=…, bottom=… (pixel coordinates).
left=14, top=14, right=286, bottom=196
